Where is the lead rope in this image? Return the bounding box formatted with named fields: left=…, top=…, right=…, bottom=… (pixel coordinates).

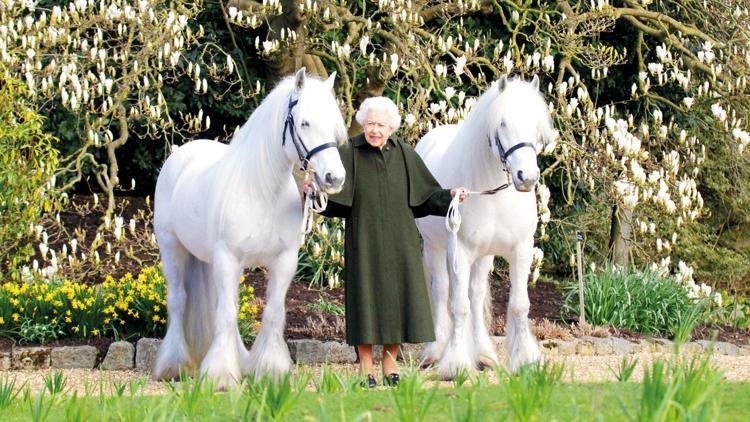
left=301, top=172, right=328, bottom=242
left=445, top=183, right=511, bottom=273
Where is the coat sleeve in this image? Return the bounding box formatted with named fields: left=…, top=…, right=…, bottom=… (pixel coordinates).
left=400, top=140, right=453, bottom=218
left=319, top=141, right=354, bottom=218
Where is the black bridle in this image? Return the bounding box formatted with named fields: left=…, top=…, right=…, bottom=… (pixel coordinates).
left=490, top=132, right=536, bottom=164
left=479, top=132, right=537, bottom=194
left=282, top=98, right=338, bottom=171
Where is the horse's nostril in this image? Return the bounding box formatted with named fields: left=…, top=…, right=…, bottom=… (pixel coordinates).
left=517, top=170, right=523, bottom=181
left=325, top=172, right=334, bottom=185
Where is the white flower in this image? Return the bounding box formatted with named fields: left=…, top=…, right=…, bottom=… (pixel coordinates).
left=404, top=113, right=416, bottom=126
left=542, top=55, right=554, bottom=72
left=113, top=216, right=124, bottom=240
left=682, top=97, right=694, bottom=109
left=710, top=103, right=727, bottom=122
left=454, top=56, right=466, bottom=77
left=444, top=86, right=456, bottom=100
left=359, top=35, right=369, bottom=53
left=390, top=53, right=399, bottom=74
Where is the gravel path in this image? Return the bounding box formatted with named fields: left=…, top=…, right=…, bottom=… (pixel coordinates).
left=5, top=353, right=750, bottom=396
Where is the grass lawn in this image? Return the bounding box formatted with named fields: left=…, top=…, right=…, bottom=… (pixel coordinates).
left=0, top=381, right=748, bottom=421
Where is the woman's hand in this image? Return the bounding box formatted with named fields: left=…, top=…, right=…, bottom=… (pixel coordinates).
left=303, top=178, right=315, bottom=195
left=451, top=187, right=469, bottom=203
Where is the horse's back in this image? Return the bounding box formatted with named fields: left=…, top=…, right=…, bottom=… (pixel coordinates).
left=416, top=125, right=461, bottom=185
left=154, top=140, right=227, bottom=229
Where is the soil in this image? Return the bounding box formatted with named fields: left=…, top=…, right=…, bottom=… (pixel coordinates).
left=5, top=195, right=749, bottom=351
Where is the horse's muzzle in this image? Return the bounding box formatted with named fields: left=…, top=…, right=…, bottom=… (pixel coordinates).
left=514, top=169, right=539, bottom=192
left=317, top=171, right=345, bottom=194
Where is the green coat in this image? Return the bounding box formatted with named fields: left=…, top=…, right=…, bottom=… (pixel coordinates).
left=321, top=134, right=452, bottom=345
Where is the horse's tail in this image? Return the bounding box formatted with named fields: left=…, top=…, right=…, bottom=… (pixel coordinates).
left=182, top=253, right=216, bottom=364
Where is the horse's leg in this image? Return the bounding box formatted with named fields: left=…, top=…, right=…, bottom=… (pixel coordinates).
left=505, top=239, right=542, bottom=372
left=469, top=255, right=499, bottom=369
left=199, top=242, right=242, bottom=390
left=420, top=246, right=451, bottom=367
left=152, top=233, right=193, bottom=380
left=243, top=248, right=296, bottom=379
left=435, top=245, right=475, bottom=380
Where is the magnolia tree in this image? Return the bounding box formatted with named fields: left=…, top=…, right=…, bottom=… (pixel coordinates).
left=225, top=0, right=749, bottom=295
left=0, top=0, right=240, bottom=215
left=2, top=0, right=749, bottom=294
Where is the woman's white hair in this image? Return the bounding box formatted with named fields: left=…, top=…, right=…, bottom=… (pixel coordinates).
left=355, top=96, right=401, bottom=131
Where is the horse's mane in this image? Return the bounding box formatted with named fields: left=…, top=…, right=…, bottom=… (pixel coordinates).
left=452, top=77, right=552, bottom=175
left=206, top=75, right=346, bottom=242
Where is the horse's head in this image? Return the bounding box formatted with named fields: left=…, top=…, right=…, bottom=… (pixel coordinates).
left=283, top=68, right=347, bottom=194
left=488, top=75, right=555, bottom=192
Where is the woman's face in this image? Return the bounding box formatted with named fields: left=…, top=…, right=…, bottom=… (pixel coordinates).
left=363, top=109, right=393, bottom=148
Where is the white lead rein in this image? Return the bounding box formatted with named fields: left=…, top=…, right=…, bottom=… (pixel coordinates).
left=445, top=184, right=510, bottom=273
left=301, top=173, right=328, bottom=242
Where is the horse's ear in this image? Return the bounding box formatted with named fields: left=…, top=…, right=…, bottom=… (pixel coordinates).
left=294, top=67, right=307, bottom=92
left=324, top=71, right=337, bottom=92
left=498, top=76, right=508, bottom=92
left=530, top=74, right=540, bottom=91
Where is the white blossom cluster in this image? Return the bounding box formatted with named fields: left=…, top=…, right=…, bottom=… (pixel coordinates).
left=0, top=0, right=206, bottom=142
left=20, top=197, right=155, bottom=282
left=676, top=261, right=723, bottom=306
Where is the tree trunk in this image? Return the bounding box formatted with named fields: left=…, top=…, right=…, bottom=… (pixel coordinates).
left=608, top=205, right=633, bottom=267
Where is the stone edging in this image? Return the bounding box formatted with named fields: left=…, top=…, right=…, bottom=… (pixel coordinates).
left=1, top=337, right=748, bottom=372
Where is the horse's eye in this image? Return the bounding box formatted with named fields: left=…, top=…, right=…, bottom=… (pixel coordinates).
left=500, top=121, right=506, bottom=128
left=301, top=121, right=310, bottom=128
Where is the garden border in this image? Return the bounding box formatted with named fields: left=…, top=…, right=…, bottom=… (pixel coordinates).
left=1, top=336, right=748, bottom=371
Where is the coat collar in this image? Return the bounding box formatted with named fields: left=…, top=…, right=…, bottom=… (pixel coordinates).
left=352, top=133, right=397, bottom=149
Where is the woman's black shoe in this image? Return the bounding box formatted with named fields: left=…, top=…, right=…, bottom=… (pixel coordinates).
left=363, top=374, right=377, bottom=389
left=384, top=373, right=400, bottom=387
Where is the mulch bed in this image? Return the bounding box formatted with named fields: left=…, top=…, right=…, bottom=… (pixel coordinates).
left=3, top=194, right=749, bottom=351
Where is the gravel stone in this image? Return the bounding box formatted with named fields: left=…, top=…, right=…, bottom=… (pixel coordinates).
left=135, top=338, right=162, bottom=372
left=556, top=340, right=577, bottom=356
left=51, top=346, right=98, bottom=369
left=657, top=338, right=674, bottom=353
left=100, top=341, right=134, bottom=370
left=323, top=341, right=357, bottom=363
left=585, top=336, right=615, bottom=356
left=0, top=349, right=11, bottom=370
left=12, top=347, right=51, bottom=370
left=575, top=339, right=595, bottom=356
left=678, top=342, right=704, bottom=354
left=610, top=337, right=635, bottom=355
left=491, top=336, right=506, bottom=353
left=288, top=339, right=325, bottom=364
left=694, top=340, right=741, bottom=355
left=539, top=340, right=560, bottom=357
left=400, top=343, right=424, bottom=363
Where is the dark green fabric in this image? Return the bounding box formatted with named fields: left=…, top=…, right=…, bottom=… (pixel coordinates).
left=321, top=133, right=452, bottom=345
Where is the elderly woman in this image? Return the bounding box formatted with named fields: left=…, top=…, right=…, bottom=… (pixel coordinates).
left=313, top=96, right=467, bottom=388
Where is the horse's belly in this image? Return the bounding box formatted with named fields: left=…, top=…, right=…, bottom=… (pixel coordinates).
left=417, top=194, right=537, bottom=257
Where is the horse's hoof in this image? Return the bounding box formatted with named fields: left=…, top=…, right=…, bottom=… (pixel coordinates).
left=420, top=359, right=435, bottom=370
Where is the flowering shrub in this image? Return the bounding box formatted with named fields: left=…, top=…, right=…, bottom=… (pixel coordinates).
left=0, top=265, right=259, bottom=343
left=297, top=216, right=345, bottom=289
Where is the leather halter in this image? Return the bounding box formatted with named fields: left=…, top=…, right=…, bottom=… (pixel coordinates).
left=490, top=132, right=536, bottom=163
left=282, top=98, right=337, bottom=170
left=477, top=132, right=537, bottom=194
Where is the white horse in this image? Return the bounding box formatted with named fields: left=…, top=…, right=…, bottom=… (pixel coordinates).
left=151, top=68, right=347, bottom=389
left=415, top=75, right=556, bottom=379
